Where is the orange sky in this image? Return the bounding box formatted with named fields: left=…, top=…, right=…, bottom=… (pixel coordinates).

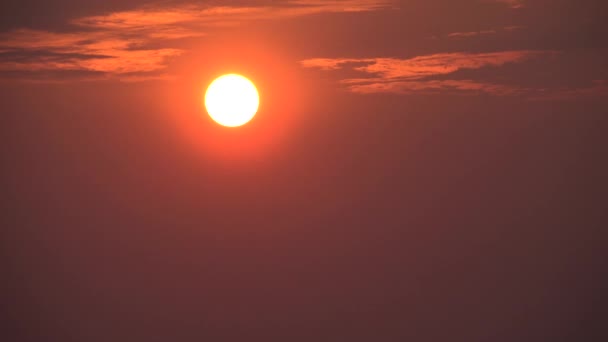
left=2, top=1, right=606, bottom=341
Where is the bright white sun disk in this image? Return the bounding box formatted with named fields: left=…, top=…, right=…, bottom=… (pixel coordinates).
left=204, top=74, right=259, bottom=127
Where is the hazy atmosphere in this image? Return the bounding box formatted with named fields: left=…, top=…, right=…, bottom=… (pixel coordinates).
left=2, top=1, right=607, bottom=341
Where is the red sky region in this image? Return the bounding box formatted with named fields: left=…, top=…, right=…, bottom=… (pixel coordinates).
left=1, top=1, right=607, bottom=341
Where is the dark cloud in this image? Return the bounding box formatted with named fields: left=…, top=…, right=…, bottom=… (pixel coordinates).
left=0, top=49, right=112, bottom=63
left=0, top=68, right=107, bottom=83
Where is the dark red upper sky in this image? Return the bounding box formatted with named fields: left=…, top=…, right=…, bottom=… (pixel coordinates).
left=2, top=1, right=607, bottom=341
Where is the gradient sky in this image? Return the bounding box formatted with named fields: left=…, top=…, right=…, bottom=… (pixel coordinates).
left=2, top=1, right=607, bottom=341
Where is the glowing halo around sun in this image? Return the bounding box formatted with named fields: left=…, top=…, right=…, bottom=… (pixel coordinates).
left=204, top=74, right=260, bottom=127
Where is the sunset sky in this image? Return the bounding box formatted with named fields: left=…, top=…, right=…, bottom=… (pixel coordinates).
left=2, top=1, right=607, bottom=341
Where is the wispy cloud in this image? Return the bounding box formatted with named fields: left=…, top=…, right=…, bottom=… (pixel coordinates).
left=303, top=51, right=548, bottom=79
left=72, top=1, right=394, bottom=31
left=446, top=26, right=525, bottom=39
left=487, top=0, right=526, bottom=8
left=302, top=51, right=608, bottom=100
left=301, top=51, right=557, bottom=96
left=0, top=0, right=394, bottom=82
left=353, top=51, right=544, bottom=79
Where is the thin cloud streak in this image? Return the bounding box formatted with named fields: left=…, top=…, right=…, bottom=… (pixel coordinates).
left=447, top=30, right=497, bottom=38
left=487, top=0, right=526, bottom=8
left=347, top=79, right=520, bottom=95
left=529, top=80, right=608, bottom=101
left=446, top=25, right=526, bottom=39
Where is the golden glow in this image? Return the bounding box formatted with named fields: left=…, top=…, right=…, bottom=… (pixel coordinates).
left=204, top=74, right=259, bottom=127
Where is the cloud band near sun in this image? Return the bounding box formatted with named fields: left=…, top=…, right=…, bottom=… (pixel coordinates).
left=0, top=0, right=395, bottom=82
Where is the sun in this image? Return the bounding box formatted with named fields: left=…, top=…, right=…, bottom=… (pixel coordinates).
left=204, top=74, right=260, bottom=127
